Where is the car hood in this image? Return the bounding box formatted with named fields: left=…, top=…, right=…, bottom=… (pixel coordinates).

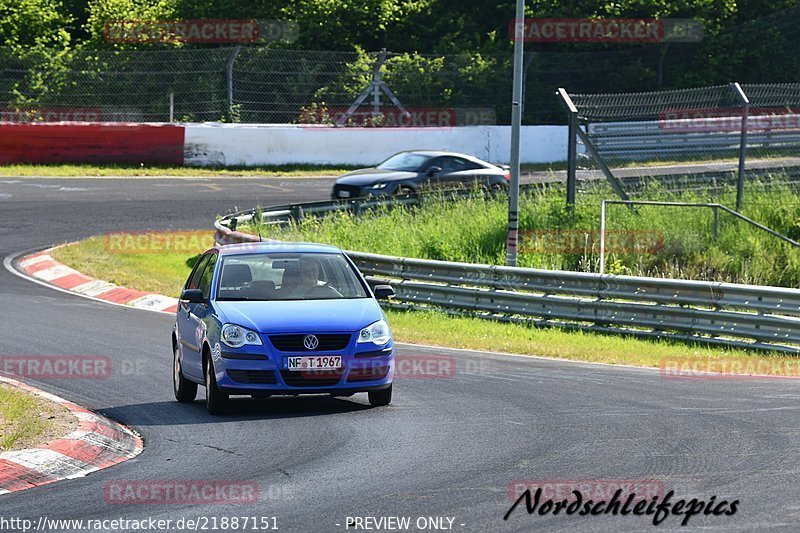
left=335, top=167, right=417, bottom=186
left=214, top=298, right=383, bottom=334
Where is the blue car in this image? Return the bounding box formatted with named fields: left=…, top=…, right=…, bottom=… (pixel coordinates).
left=171, top=242, right=396, bottom=415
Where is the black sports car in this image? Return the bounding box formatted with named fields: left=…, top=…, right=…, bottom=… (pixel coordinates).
left=331, top=150, right=510, bottom=199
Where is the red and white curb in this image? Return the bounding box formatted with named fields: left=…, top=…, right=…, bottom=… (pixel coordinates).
left=0, top=375, right=143, bottom=495
left=17, top=247, right=178, bottom=314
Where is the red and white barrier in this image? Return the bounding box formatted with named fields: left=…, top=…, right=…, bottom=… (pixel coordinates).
left=0, top=122, right=568, bottom=166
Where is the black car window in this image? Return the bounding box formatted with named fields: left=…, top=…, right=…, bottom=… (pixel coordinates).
left=437, top=157, right=469, bottom=174
left=461, top=158, right=484, bottom=170
left=185, top=254, right=210, bottom=290
left=198, top=253, right=217, bottom=300
left=377, top=152, right=431, bottom=171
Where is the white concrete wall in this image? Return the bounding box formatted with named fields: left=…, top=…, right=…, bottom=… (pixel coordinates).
left=184, top=123, right=567, bottom=166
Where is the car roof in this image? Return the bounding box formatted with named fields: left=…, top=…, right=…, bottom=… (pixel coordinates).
left=214, top=241, right=343, bottom=256
left=395, top=150, right=490, bottom=165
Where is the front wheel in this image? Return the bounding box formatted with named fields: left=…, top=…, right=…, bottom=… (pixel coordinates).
left=173, top=344, right=197, bottom=403
left=368, top=384, right=392, bottom=407
left=205, top=356, right=229, bottom=415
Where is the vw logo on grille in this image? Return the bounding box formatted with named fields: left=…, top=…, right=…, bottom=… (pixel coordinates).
left=303, top=334, right=319, bottom=350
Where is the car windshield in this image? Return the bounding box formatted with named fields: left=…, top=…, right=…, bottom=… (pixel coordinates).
left=216, top=252, right=370, bottom=301
left=377, top=152, right=431, bottom=171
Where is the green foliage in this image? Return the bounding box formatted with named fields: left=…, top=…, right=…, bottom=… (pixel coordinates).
left=83, top=0, right=177, bottom=49
left=248, top=183, right=800, bottom=288
left=0, top=0, right=73, bottom=51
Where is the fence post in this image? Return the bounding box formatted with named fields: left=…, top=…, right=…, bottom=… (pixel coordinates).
left=556, top=88, right=578, bottom=209
left=169, top=92, right=174, bottom=122
left=599, top=199, right=607, bottom=274
left=227, top=46, right=241, bottom=119
left=713, top=205, right=719, bottom=242
left=730, top=82, right=750, bottom=210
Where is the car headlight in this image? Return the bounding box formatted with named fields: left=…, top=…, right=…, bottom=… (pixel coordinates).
left=370, top=182, right=388, bottom=189
left=221, top=324, right=263, bottom=348
left=357, top=319, right=391, bottom=345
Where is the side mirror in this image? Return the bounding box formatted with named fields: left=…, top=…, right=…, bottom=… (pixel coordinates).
left=180, top=288, right=206, bottom=304
left=373, top=284, right=395, bottom=300
left=426, top=166, right=442, bottom=178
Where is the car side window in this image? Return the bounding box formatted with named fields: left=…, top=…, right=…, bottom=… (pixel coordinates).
left=198, top=254, right=218, bottom=300
left=185, top=254, right=210, bottom=290
left=438, top=157, right=469, bottom=174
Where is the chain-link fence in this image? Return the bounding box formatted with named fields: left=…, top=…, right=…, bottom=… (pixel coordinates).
left=558, top=83, right=800, bottom=206
left=0, top=47, right=514, bottom=124
left=0, top=45, right=701, bottom=126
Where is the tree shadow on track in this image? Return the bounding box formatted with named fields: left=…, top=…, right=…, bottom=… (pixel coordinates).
left=100, top=395, right=374, bottom=426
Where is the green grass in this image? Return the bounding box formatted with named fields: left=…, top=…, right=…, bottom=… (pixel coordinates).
left=0, top=163, right=358, bottom=178
left=247, top=182, right=800, bottom=287
left=51, top=232, right=795, bottom=370
left=0, top=384, right=71, bottom=451
left=52, top=231, right=214, bottom=297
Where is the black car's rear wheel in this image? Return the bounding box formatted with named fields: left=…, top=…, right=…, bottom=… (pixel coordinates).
left=173, top=344, right=197, bottom=403
left=205, top=356, right=229, bottom=415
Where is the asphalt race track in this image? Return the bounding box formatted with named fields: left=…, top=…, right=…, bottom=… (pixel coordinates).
left=3, top=177, right=800, bottom=532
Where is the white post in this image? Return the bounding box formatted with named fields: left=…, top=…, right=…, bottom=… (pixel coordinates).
left=506, top=0, right=525, bottom=267
left=599, top=200, right=606, bottom=274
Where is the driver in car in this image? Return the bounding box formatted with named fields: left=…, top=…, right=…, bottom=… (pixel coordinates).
left=284, top=256, right=341, bottom=299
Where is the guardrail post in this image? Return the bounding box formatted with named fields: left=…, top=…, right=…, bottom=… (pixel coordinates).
left=730, top=82, right=750, bottom=210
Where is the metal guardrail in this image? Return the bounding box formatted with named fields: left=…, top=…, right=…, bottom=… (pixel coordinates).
left=587, top=118, right=800, bottom=159
left=215, top=204, right=800, bottom=354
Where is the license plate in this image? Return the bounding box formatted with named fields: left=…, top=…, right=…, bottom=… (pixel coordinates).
left=287, top=356, right=342, bottom=371
left=338, top=190, right=351, bottom=198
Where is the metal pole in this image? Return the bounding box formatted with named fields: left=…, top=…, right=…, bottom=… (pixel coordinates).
left=557, top=88, right=580, bottom=208
left=506, top=0, right=525, bottom=267
left=713, top=205, right=719, bottom=242
left=730, top=82, right=749, bottom=210
left=169, top=92, right=174, bottom=123
left=227, top=46, right=241, bottom=119
left=372, top=49, right=386, bottom=117
left=566, top=111, right=578, bottom=208
left=599, top=200, right=606, bottom=275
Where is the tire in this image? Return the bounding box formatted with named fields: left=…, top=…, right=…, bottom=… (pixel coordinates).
left=368, top=384, right=392, bottom=407
left=173, top=344, right=197, bottom=403
left=394, top=186, right=414, bottom=196
left=205, top=355, right=229, bottom=415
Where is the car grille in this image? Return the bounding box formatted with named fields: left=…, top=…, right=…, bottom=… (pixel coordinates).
left=347, top=365, right=390, bottom=382
left=226, top=370, right=278, bottom=385
left=269, top=334, right=351, bottom=352
left=333, top=184, right=362, bottom=198
left=280, top=369, right=344, bottom=387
